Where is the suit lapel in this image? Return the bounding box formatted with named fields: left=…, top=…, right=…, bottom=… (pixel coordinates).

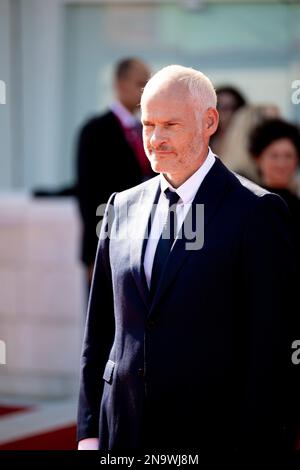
left=149, top=158, right=230, bottom=315
left=130, top=176, right=160, bottom=308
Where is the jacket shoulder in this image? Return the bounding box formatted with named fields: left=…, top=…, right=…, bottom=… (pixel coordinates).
left=114, top=175, right=160, bottom=206
left=79, top=110, right=118, bottom=134
left=214, top=159, right=288, bottom=218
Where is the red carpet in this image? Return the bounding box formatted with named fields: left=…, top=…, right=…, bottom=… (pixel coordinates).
left=0, top=402, right=76, bottom=450
left=0, top=425, right=76, bottom=450
left=0, top=405, right=33, bottom=417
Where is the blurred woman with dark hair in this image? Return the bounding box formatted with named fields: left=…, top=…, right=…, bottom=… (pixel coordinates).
left=249, top=118, right=300, bottom=261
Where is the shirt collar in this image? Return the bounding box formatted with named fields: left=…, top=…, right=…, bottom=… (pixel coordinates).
left=110, top=101, right=139, bottom=128
left=160, top=147, right=216, bottom=204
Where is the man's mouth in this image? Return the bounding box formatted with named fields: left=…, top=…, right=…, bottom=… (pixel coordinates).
left=150, top=150, right=174, bottom=156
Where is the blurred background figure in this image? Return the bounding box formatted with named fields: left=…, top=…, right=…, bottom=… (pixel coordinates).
left=211, top=85, right=247, bottom=155
left=249, top=118, right=300, bottom=261
left=76, top=58, right=153, bottom=285
left=220, top=103, right=280, bottom=182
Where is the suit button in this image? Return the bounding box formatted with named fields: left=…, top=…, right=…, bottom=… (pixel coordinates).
left=147, top=319, right=156, bottom=329
left=137, top=368, right=144, bottom=377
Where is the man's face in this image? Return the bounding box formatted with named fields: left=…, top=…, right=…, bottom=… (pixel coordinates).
left=141, top=82, right=214, bottom=186
left=117, top=63, right=150, bottom=113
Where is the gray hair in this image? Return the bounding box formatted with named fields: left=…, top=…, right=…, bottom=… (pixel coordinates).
left=141, top=64, right=217, bottom=112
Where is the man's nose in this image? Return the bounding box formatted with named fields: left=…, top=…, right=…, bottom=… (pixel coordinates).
left=149, top=127, right=166, bottom=148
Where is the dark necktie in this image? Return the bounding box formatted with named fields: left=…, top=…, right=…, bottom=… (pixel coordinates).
left=150, top=188, right=180, bottom=295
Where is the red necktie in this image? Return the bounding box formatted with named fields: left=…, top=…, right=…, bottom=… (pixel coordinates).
left=123, top=124, right=152, bottom=177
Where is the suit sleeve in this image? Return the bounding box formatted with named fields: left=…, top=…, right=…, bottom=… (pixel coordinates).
left=77, top=192, right=116, bottom=441
left=239, top=193, right=299, bottom=451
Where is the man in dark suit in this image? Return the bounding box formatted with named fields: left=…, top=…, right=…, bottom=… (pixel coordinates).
left=77, top=65, right=299, bottom=453
left=76, top=58, right=153, bottom=282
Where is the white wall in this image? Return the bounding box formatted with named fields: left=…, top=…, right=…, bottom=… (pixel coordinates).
left=0, top=196, right=85, bottom=398
left=20, top=0, right=65, bottom=189
left=0, top=0, right=13, bottom=189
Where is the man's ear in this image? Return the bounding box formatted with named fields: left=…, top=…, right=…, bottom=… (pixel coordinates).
left=205, top=108, right=219, bottom=137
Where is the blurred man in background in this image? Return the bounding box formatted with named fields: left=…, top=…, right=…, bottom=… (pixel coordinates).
left=210, top=85, right=247, bottom=156
left=76, top=58, right=153, bottom=284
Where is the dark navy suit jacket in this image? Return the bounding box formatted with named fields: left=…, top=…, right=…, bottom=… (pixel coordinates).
left=77, top=158, right=298, bottom=452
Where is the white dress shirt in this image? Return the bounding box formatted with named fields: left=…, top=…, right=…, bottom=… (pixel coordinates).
left=110, top=101, right=140, bottom=128
left=143, top=148, right=216, bottom=289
